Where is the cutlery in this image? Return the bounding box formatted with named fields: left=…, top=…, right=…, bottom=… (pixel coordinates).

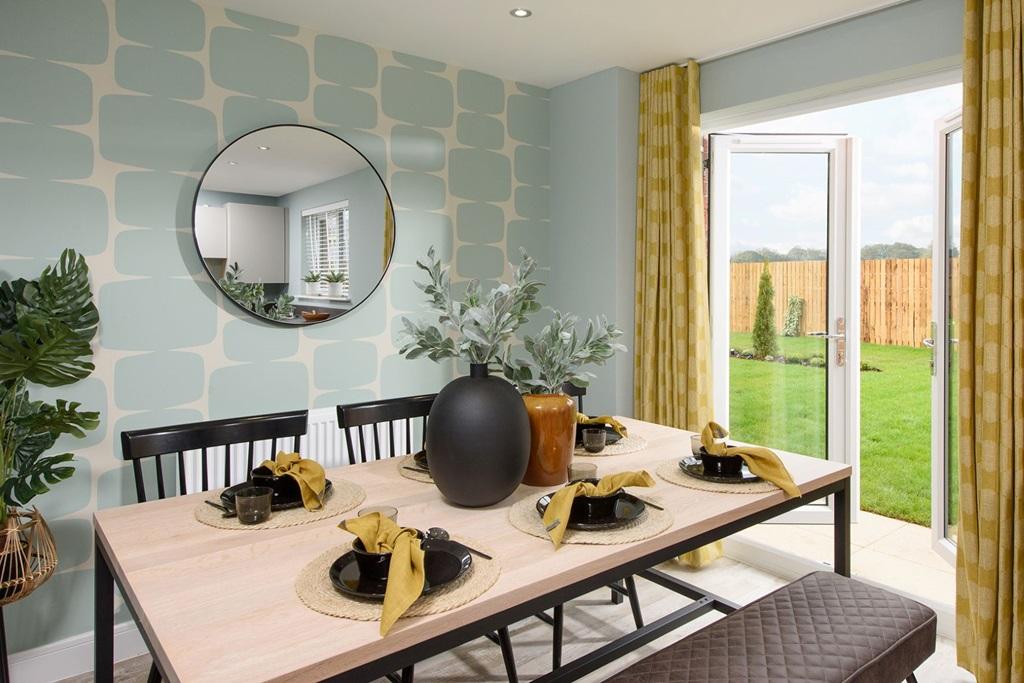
left=204, top=500, right=237, bottom=518
left=544, top=519, right=561, bottom=532
left=634, top=497, right=665, bottom=511
left=403, top=466, right=431, bottom=474
left=425, top=527, right=493, bottom=560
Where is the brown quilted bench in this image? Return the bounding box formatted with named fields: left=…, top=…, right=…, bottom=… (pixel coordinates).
left=607, top=571, right=936, bottom=683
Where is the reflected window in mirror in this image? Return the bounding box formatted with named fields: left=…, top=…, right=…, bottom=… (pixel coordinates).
left=302, top=201, right=350, bottom=300
left=193, top=125, right=394, bottom=325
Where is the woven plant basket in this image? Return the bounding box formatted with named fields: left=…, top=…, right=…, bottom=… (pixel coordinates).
left=0, top=508, right=57, bottom=606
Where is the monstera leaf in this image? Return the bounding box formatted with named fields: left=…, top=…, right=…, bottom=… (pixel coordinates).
left=0, top=249, right=97, bottom=387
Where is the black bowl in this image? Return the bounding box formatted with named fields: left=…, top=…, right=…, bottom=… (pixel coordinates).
left=351, top=531, right=424, bottom=581
left=699, top=452, right=743, bottom=477
left=568, top=478, right=621, bottom=520
left=251, top=466, right=304, bottom=505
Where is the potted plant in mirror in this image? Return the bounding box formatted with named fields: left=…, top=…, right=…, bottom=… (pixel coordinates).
left=324, top=271, right=346, bottom=298
left=501, top=311, right=625, bottom=486
left=0, top=250, right=99, bottom=633
left=399, top=247, right=541, bottom=507
left=302, top=271, right=321, bottom=296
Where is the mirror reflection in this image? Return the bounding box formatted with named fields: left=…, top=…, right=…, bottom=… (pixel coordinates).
left=194, top=125, right=394, bottom=324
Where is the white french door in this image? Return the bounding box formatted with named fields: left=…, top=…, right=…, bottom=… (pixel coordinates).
left=709, top=134, right=861, bottom=523
left=929, top=111, right=961, bottom=564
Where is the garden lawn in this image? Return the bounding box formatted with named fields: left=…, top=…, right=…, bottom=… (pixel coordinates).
left=729, top=332, right=933, bottom=526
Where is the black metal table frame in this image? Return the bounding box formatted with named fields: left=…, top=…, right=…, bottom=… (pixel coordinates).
left=94, top=475, right=850, bottom=683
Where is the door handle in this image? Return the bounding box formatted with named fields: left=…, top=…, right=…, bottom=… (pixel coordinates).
left=809, top=317, right=845, bottom=366
left=923, top=338, right=935, bottom=348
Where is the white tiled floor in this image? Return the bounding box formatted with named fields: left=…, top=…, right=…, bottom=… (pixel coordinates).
left=737, top=510, right=956, bottom=606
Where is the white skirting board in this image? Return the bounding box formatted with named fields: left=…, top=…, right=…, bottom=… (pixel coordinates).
left=723, top=535, right=955, bottom=640
left=10, top=620, right=146, bottom=683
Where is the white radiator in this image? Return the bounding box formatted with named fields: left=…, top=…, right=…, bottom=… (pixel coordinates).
left=182, top=407, right=417, bottom=492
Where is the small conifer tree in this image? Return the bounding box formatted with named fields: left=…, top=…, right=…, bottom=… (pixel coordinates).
left=751, top=263, right=778, bottom=358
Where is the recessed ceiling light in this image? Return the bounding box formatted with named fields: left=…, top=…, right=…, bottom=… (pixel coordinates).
left=257, top=145, right=270, bottom=151
left=228, top=161, right=238, bottom=165
left=510, top=7, right=531, bottom=18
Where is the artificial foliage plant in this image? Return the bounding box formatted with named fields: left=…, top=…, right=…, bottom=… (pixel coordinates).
left=0, top=250, right=99, bottom=522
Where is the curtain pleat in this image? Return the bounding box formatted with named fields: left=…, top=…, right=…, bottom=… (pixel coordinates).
left=635, top=61, right=719, bottom=567
left=957, top=1, right=1024, bottom=680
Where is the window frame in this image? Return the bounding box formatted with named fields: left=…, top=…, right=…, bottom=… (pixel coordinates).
left=301, top=200, right=351, bottom=301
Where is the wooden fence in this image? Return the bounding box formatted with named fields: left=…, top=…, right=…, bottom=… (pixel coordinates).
left=730, top=258, right=960, bottom=347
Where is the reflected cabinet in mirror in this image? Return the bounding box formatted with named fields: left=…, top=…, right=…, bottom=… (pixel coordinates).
left=193, top=125, right=394, bottom=325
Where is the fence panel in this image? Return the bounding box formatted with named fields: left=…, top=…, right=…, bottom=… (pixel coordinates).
left=729, top=258, right=957, bottom=347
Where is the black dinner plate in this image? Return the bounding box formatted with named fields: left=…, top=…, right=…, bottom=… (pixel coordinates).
left=574, top=424, right=623, bottom=446
left=329, top=539, right=472, bottom=599
left=678, top=456, right=761, bottom=484
left=220, top=478, right=333, bottom=511
left=535, top=489, right=646, bottom=531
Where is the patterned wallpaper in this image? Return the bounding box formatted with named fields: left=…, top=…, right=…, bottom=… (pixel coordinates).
left=0, top=0, right=550, bottom=654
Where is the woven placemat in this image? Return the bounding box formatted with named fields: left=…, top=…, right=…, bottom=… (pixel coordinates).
left=397, top=455, right=433, bottom=484
left=295, top=537, right=500, bottom=622
left=194, top=479, right=366, bottom=530
left=655, top=459, right=779, bottom=494
left=508, top=493, right=673, bottom=545
left=574, top=435, right=648, bottom=457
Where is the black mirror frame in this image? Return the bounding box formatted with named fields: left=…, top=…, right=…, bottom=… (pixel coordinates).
left=191, top=123, right=396, bottom=327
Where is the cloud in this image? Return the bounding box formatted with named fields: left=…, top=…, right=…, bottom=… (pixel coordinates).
left=768, top=183, right=827, bottom=224
left=885, top=214, right=933, bottom=246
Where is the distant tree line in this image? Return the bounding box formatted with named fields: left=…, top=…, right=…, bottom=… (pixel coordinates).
left=731, top=242, right=959, bottom=263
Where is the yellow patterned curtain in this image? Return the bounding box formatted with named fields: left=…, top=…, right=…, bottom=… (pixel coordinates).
left=383, top=197, right=395, bottom=268
left=635, top=61, right=719, bottom=568
left=634, top=61, right=712, bottom=431
left=957, top=1, right=1024, bottom=680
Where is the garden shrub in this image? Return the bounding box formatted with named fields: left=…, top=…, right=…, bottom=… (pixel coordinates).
left=782, top=295, right=805, bottom=337
left=751, top=264, right=778, bottom=358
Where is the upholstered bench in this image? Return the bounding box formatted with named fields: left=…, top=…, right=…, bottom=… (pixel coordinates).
left=607, top=571, right=936, bottom=683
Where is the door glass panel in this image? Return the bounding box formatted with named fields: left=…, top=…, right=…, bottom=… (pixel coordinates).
left=727, top=152, right=829, bottom=460
left=944, top=128, right=962, bottom=542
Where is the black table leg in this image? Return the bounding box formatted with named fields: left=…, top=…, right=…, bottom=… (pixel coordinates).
left=0, top=606, right=9, bottom=683
left=94, top=532, right=114, bottom=683
left=834, top=477, right=851, bottom=577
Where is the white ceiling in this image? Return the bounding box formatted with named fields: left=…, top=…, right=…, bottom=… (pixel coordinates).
left=202, top=126, right=370, bottom=196
left=223, top=0, right=907, bottom=88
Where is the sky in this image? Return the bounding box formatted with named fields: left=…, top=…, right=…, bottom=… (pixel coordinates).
left=725, top=83, right=962, bottom=256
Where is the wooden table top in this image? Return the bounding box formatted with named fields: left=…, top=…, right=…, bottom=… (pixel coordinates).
left=94, top=417, right=851, bottom=682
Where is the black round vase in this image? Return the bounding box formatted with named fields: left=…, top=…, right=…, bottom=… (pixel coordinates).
left=426, top=363, right=530, bottom=507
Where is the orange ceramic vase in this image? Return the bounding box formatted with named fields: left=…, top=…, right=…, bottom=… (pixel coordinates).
left=522, top=393, right=578, bottom=486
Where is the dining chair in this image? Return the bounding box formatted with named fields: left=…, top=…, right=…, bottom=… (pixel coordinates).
left=119, top=410, right=405, bottom=683
left=561, top=382, right=586, bottom=413
left=336, top=393, right=436, bottom=462
left=336, top=394, right=519, bottom=681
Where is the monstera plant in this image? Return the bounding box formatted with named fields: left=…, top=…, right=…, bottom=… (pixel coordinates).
left=0, top=249, right=99, bottom=523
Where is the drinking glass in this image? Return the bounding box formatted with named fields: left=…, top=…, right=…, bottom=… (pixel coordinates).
left=357, top=506, right=398, bottom=523
left=234, top=486, right=273, bottom=525
left=568, top=461, right=598, bottom=482
left=582, top=428, right=607, bottom=454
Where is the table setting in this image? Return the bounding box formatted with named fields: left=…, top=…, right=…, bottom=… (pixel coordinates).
left=294, top=509, right=501, bottom=635
left=655, top=421, right=803, bottom=497
left=573, top=414, right=649, bottom=456
left=193, top=452, right=366, bottom=530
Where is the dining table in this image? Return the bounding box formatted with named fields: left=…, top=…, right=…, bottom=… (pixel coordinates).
left=93, top=417, right=851, bottom=683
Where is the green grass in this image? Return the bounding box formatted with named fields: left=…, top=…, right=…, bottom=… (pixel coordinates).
left=729, top=333, right=933, bottom=526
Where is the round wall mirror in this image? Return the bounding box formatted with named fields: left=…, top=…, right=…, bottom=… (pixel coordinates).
left=193, top=125, right=394, bottom=325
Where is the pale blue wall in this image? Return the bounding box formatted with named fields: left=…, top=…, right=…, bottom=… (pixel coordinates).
left=0, top=0, right=550, bottom=656
left=701, top=0, right=963, bottom=115
left=549, top=67, right=638, bottom=416
left=279, top=167, right=386, bottom=303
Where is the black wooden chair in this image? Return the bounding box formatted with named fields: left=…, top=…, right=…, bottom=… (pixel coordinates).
left=119, top=410, right=311, bottom=683
left=336, top=394, right=519, bottom=681
left=336, top=393, right=436, bottom=463
left=559, top=382, right=645, bottom=662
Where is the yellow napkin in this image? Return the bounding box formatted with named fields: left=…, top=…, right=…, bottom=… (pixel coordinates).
left=699, top=422, right=801, bottom=498
left=576, top=414, right=629, bottom=438
left=542, top=471, right=654, bottom=548
left=340, top=512, right=426, bottom=636
left=259, top=451, right=326, bottom=511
